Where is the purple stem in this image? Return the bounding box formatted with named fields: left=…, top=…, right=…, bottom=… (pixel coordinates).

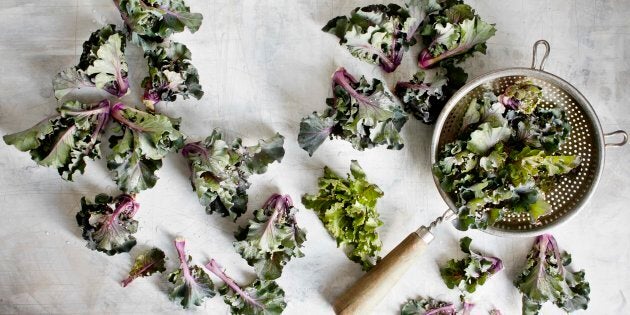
left=462, top=301, right=475, bottom=315
left=425, top=304, right=456, bottom=315
left=205, top=259, right=263, bottom=308
left=105, top=76, right=130, bottom=98
left=544, top=234, right=565, bottom=274
left=332, top=68, right=384, bottom=111
left=384, top=21, right=404, bottom=73
left=258, top=194, right=293, bottom=248
left=84, top=100, right=111, bottom=155
left=110, top=103, right=147, bottom=132
left=419, top=38, right=477, bottom=69
left=487, top=255, right=504, bottom=274
left=498, top=94, right=519, bottom=110
left=365, top=44, right=396, bottom=72
left=263, top=194, right=293, bottom=215
left=63, top=104, right=110, bottom=116
left=533, top=234, right=565, bottom=286
left=142, top=85, right=161, bottom=109
left=111, top=194, right=138, bottom=223
left=121, top=261, right=156, bottom=287
left=174, top=238, right=197, bottom=286
left=101, top=194, right=137, bottom=231
left=182, top=142, right=208, bottom=159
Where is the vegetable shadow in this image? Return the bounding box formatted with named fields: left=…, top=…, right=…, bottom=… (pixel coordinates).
left=402, top=121, right=435, bottom=181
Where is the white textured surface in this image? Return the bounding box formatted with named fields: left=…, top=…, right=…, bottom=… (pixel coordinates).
left=0, top=0, right=629, bottom=314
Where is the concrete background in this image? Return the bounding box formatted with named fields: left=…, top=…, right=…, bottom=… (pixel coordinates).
left=0, top=0, right=628, bottom=314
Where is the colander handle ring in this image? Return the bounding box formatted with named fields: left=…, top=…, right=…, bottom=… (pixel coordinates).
left=531, top=40, right=550, bottom=70
left=604, top=130, right=628, bottom=148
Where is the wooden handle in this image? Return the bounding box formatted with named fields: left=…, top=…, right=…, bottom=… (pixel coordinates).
left=333, top=230, right=432, bottom=315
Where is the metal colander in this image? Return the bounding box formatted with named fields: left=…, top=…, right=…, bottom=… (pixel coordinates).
left=430, top=40, right=628, bottom=237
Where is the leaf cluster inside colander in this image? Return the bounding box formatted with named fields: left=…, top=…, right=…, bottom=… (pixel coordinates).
left=433, top=80, right=582, bottom=230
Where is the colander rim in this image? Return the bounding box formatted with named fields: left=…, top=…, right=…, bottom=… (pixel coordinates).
left=430, top=67, right=605, bottom=237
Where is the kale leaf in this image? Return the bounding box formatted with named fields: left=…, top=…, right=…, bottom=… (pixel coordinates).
left=234, top=194, right=307, bottom=280
left=107, top=103, right=185, bottom=194
left=142, top=41, right=203, bottom=110
left=401, top=296, right=456, bottom=315
left=395, top=63, right=467, bottom=124
left=440, top=237, right=503, bottom=298
left=418, top=3, right=496, bottom=69
left=397, top=1, right=495, bottom=124
left=115, top=0, right=202, bottom=50
left=298, top=67, right=407, bottom=155
left=323, top=1, right=441, bottom=72
left=515, top=234, right=590, bottom=315
left=206, top=259, right=286, bottom=315
left=122, top=247, right=167, bottom=287
left=76, top=193, right=140, bottom=255
left=182, top=129, right=285, bottom=220
left=4, top=100, right=109, bottom=180
left=6, top=25, right=186, bottom=194
left=168, top=237, right=216, bottom=309
left=302, top=160, right=383, bottom=270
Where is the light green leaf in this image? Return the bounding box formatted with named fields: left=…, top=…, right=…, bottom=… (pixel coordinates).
left=85, top=33, right=129, bottom=97
left=302, top=160, right=383, bottom=270
left=466, top=122, right=511, bottom=154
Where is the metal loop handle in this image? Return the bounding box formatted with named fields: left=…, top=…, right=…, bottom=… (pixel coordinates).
left=604, top=130, right=628, bottom=148
left=531, top=40, right=550, bottom=70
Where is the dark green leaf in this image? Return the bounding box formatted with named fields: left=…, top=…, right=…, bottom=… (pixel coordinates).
left=122, top=247, right=167, bottom=287
left=107, top=103, right=185, bottom=193
left=297, top=113, right=334, bottom=156
left=75, top=193, right=139, bottom=255
left=117, top=0, right=202, bottom=49
left=4, top=100, right=109, bottom=181
left=182, top=129, right=285, bottom=220
left=400, top=296, right=455, bottom=315
left=168, top=238, right=215, bottom=309
left=142, top=41, right=203, bottom=110
left=440, top=237, right=502, bottom=299
left=515, top=234, right=590, bottom=314
left=206, top=259, right=286, bottom=315
left=234, top=194, right=307, bottom=280
left=395, top=64, right=467, bottom=124
left=298, top=68, right=407, bottom=155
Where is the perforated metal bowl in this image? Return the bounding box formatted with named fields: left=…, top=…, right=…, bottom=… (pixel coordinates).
left=430, top=40, right=628, bottom=237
